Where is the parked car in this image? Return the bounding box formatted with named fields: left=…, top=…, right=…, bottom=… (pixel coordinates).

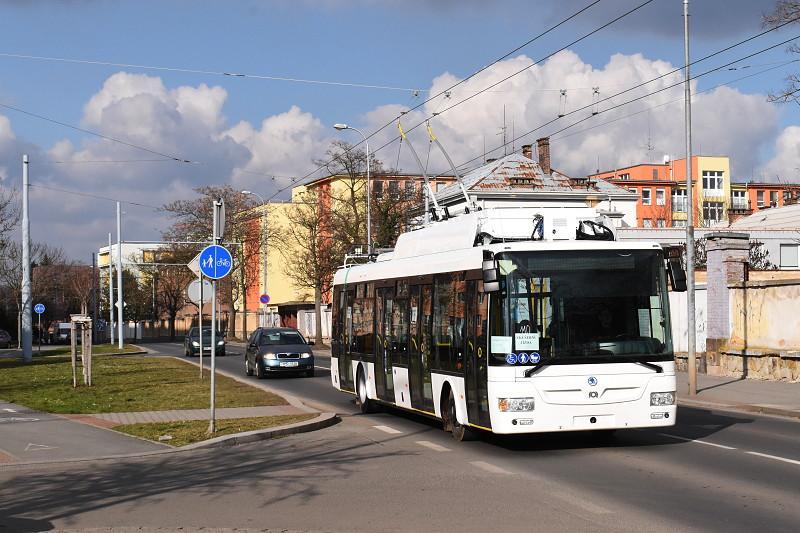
left=0, top=329, right=11, bottom=348
left=183, top=327, right=226, bottom=357
left=52, top=322, right=71, bottom=344
left=244, top=327, right=315, bottom=378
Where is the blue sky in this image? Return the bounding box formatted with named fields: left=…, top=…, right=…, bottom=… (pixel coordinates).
left=0, top=0, right=798, bottom=257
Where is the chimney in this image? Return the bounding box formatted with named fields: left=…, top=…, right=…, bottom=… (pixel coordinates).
left=536, top=137, right=551, bottom=175
left=522, top=144, right=533, bottom=160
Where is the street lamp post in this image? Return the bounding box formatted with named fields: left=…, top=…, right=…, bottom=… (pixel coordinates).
left=333, top=123, right=371, bottom=254
left=242, top=190, right=268, bottom=321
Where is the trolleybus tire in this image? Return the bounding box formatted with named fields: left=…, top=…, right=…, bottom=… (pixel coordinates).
left=356, top=366, right=376, bottom=414
left=447, top=388, right=473, bottom=442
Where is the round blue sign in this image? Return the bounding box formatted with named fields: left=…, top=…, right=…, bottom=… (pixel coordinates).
left=260, top=294, right=270, bottom=304
left=34, top=303, right=45, bottom=314
left=518, top=353, right=529, bottom=364
left=530, top=352, right=541, bottom=364
left=505, top=353, right=518, bottom=365
left=198, top=245, right=233, bottom=280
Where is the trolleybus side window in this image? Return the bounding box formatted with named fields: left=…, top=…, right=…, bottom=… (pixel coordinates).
left=392, top=281, right=409, bottom=366
left=433, top=275, right=453, bottom=371
left=421, top=285, right=434, bottom=404
left=352, top=284, right=375, bottom=357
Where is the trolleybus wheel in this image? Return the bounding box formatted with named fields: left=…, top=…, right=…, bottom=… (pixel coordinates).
left=447, top=389, right=473, bottom=442
left=356, top=366, right=376, bottom=414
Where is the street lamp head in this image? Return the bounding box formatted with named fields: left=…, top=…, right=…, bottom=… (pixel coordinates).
left=241, top=190, right=252, bottom=195
left=333, top=123, right=349, bottom=131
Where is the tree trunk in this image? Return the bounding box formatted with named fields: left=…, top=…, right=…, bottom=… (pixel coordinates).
left=169, top=314, right=176, bottom=341
left=227, top=281, right=236, bottom=340
left=314, top=284, right=324, bottom=346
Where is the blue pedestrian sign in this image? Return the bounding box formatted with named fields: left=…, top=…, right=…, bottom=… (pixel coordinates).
left=198, top=245, right=233, bottom=280
left=34, top=303, right=45, bottom=314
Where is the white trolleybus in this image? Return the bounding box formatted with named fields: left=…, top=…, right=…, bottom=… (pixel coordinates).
left=330, top=207, right=686, bottom=440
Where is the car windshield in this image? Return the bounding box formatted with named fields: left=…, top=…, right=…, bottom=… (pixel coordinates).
left=489, top=249, right=673, bottom=365
left=259, top=331, right=305, bottom=346
left=189, top=328, right=220, bottom=337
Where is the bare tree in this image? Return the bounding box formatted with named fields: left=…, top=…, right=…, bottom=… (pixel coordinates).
left=278, top=189, right=347, bottom=345
left=67, top=265, right=94, bottom=315
left=162, top=186, right=269, bottom=340
left=764, top=1, right=800, bottom=104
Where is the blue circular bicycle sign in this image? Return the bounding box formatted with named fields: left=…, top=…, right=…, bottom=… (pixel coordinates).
left=34, top=303, right=45, bottom=314
left=198, top=245, right=233, bottom=280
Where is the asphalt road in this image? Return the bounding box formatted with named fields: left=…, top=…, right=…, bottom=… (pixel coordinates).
left=1, top=341, right=798, bottom=532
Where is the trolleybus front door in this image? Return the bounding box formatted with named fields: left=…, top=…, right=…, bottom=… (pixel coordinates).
left=409, top=284, right=434, bottom=412
left=465, top=280, right=491, bottom=428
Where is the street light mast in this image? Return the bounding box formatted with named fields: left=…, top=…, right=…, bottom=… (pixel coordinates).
left=334, top=124, right=371, bottom=254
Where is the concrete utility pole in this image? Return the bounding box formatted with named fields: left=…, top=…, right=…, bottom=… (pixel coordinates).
left=116, top=202, right=124, bottom=350
left=21, top=155, right=32, bottom=363
left=108, top=233, right=115, bottom=345
left=684, top=0, right=697, bottom=395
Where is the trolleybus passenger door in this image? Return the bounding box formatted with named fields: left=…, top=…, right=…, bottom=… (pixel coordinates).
left=339, top=288, right=355, bottom=392
left=465, top=280, right=491, bottom=428
left=375, top=287, right=395, bottom=401
left=409, top=285, right=424, bottom=409
left=415, top=285, right=435, bottom=412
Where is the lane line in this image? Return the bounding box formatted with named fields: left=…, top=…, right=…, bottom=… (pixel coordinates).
left=746, top=451, right=800, bottom=466
left=373, top=425, right=403, bottom=435
left=315, top=365, right=330, bottom=370
left=657, top=433, right=736, bottom=450
left=415, top=440, right=451, bottom=452
left=470, top=461, right=513, bottom=475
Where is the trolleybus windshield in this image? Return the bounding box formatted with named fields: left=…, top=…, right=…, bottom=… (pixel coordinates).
left=489, top=249, right=673, bottom=366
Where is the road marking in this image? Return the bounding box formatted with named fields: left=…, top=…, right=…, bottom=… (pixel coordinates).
left=0, top=417, right=39, bottom=424
left=657, top=433, right=736, bottom=450
left=315, top=365, right=330, bottom=370
left=373, top=425, right=403, bottom=435
left=470, top=461, right=513, bottom=475
left=2, top=408, right=16, bottom=413
left=415, top=440, right=451, bottom=452
left=746, top=451, right=800, bottom=466
left=24, top=443, right=56, bottom=452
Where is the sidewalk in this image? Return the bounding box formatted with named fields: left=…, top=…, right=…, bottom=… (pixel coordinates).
left=67, top=404, right=314, bottom=427
left=676, top=371, right=800, bottom=419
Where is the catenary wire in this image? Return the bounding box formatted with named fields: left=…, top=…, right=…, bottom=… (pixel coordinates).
left=28, top=183, right=160, bottom=209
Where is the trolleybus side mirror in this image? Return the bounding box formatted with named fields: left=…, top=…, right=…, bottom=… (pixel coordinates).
left=663, top=246, right=687, bottom=292
left=482, top=252, right=502, bottom=293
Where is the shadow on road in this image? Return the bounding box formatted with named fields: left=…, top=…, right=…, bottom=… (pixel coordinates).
left=0, top=425, right=411, bottom=529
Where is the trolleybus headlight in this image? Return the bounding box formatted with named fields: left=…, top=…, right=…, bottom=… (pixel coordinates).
left=498, top=398, right=535, bottom=412
left=650, top=392, right=675, bottom=406
left=264, top=352, right=277, bottom=360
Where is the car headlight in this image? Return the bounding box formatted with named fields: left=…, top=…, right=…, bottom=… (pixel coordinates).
left=301, top=352, right=311, bottom=358
left=217, top=340, right=224, bottom=346
left=264, top=352, right=276, bottom=360
left=192, top=341, right=199, bottom=347
left=650, top=392, right=675, bottom=406
left=498, top=398, right=535, bottom=412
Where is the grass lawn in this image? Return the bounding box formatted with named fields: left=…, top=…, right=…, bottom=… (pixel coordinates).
left=115, top=414, right=317, bottom=447
left=0, top=355, right=286, bottom=413
left=40, top=344, right=142, bottom=357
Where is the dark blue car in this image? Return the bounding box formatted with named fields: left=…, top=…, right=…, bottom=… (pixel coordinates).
left=244, top=327, right=315, bottom=378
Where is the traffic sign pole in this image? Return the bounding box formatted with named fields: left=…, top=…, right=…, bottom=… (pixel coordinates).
left=199, top=271, right=203, bottom=379
left=37, top=313, right=41, bottom=353
left=209, top=199, right=220, bottom=434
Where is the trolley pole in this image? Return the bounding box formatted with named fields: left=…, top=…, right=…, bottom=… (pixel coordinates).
left=684, top=0, right=698, bottom=396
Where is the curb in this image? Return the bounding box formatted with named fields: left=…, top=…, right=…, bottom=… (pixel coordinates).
left=179, top=412, right=340, bottom=450
left=0, top=412, right=340, bottom=468
left=678, top=398, right=800, bottom=420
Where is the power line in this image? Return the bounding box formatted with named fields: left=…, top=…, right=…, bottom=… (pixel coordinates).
left=0, top=101, right=194, bottom=163
left=52, top=159, right=175, bottom=164
left=0, top=52, right=424, bottom=93
left=455, top=34, right=800, bottom=172
left=28, top=183, right=160, bottom=209
left=552, top=59, right=800, bottom=142
left=264, top=0, right=616, bottom=200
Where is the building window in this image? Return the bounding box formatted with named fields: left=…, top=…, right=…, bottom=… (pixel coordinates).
left=757, top=190, right=764, bottom=207
left=619, top=173, right=631, bottom=180
left=780, top=244, right=799, bottom=268
left=373, top=180, right=384, bottom=198
left=405, top=180, right=415, bottom=195
left=642, top=189, right=652, bottom=205
left=770, top=191, right=778, bottom=206
left=656, top=188, right=666, bottom=206
left=702, top=170, right=724, bottom=193
left=656, top=219, right=666, bottom=228
left=731, top=190, right=747, bottom=209
left=703, top=201, right=724, bottom=223
left=673, top=219, right=687, bottom=228
left=672, top=189, right=687, bottom=212
left=388, top=180, right=399, bottom=196
left=643, top=219, right=653, bottom=228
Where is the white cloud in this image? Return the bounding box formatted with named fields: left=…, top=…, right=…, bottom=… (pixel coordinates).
left=760, top=126, right=800, bottom=182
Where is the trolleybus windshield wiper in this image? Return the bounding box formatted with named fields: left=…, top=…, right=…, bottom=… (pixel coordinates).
left=630, top=359, right=663, bottom=373
left=524, top=361, right=555, bottom=378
